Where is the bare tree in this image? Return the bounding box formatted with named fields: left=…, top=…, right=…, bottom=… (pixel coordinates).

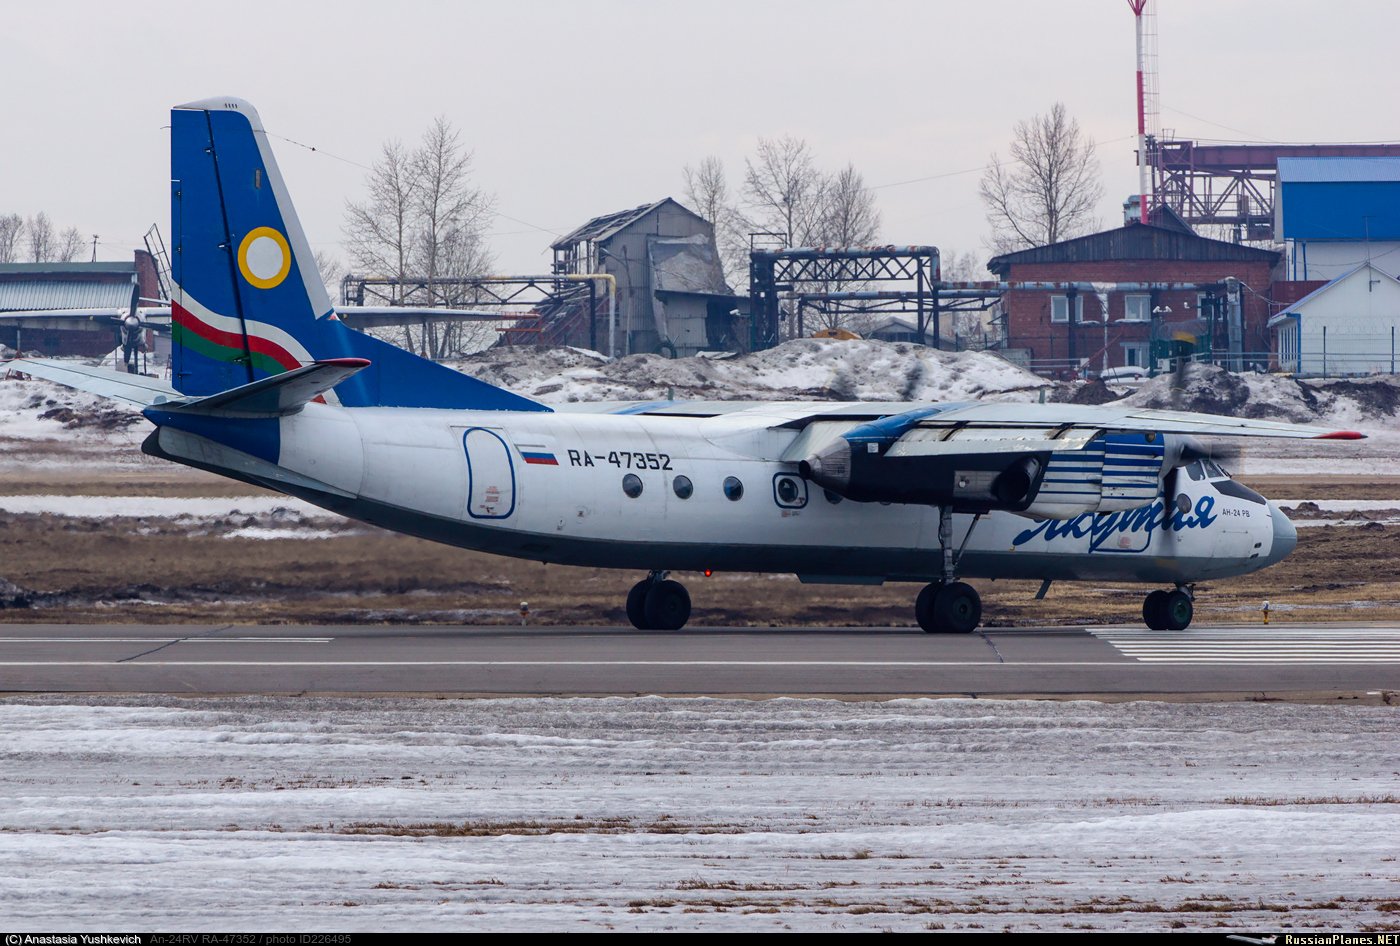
left=939, top=248, right=996, bottom=348
left=0, top=215, right=23, bottom=263
left=26, top=212, right=54, bottom=262
left=684, top=141, right=883, bottom=334
left=743, top=135, right=828, bottom=248
left=344, top=140, right=418, bottom=308
left=411, top=117, right=495, bottom=358
left=344, top=120, right=496, bottom=358
left=55, top=227, right=85, bottom=262
left=819, top=163, right=881, bottom=247
left=939, top=248, right=986, bottom=283
left=313, top=249, right=343, bottom=302
left=980, top=102, right=1103, bottom=254
left=682, top=156, right=729, bottom=232
left=682, top=155, right=748, bottom=289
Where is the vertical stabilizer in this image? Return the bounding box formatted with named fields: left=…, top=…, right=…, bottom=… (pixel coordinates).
left=169, top=97, right=548, bottom=412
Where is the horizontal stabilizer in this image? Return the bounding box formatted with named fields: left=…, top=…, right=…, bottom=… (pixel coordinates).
left=160, top=358, right=370, bottom=416
left=7, top=358, right=179, bottom=407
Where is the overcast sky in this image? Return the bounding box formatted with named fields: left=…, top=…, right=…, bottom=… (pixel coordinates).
left=8, top=0, right=1398, bottom=283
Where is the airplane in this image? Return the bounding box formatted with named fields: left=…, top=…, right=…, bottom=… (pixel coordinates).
left=10, top=97, right=1366, bottom=634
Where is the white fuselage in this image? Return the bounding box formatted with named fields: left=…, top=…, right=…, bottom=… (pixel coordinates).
left=159, top=401, right=1293, bottom=585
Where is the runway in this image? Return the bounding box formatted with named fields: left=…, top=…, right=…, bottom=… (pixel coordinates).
left=0, top=622, right=1397, bottom=698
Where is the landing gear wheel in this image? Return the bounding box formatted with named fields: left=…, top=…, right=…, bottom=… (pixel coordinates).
left=934, top=581, right=981, bottom=634
left=1143, top=589, right=1170, bottom=630
left=915, top=581, right=981, bottom=634
left=915, top=583, right=939, bottom=633
left=1162, top=588, right=1193, bottom=631
left=626, top=580, right=651, bottom=630
left=643, top=579, right=691, bottom=631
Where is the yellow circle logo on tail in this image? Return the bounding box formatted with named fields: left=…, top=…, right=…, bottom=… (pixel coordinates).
left=237, top=227, right=292, bottom=290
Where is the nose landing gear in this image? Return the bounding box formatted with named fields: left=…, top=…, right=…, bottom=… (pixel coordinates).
left=1143, top=585, right=1194, bottom=630
left=626, top=571, right=692, bottom=631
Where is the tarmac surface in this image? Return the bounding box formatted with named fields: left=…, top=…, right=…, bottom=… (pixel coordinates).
left=0, top=622, right=1397, bottom=699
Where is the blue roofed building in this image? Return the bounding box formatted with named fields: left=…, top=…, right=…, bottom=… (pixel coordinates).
left=1277, top=157, right=1400, bottom=281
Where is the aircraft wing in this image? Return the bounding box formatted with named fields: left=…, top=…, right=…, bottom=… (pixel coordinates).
left=7, top=358, right=179, bottom=408
left=901, top=402, right=1363, bottom=440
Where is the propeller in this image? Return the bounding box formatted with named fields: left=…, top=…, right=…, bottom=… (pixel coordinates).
left=1160, top=434, right=1247, bottom=528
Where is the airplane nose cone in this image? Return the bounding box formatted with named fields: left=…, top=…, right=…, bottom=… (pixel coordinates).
left=1267, top=502, right=1298, bottom=564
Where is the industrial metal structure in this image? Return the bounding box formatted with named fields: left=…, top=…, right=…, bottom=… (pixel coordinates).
left=340, top=273, right=614, bottom=353
left=1147, top=140, right=1400, bottom=242
left=748, top=246, right=941, bottom=350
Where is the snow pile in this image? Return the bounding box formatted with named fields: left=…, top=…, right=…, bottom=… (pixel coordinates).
left=0, top=372, right=145, bottom=441
left=454, top=338, right=1050, bottom=404
left=1122, top=363, right=1400, bottom=427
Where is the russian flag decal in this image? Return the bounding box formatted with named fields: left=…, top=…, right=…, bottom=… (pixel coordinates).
left=520, top=450, right=558, bottom=466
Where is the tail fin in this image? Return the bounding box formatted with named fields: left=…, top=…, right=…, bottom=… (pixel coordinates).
left=170, top=97, right=546, bottom=412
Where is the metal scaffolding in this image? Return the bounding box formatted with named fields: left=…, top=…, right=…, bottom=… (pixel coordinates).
left=748, top=246, right=941, bottom=350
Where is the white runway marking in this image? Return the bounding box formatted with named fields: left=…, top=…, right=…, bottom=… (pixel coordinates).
left=1089, top=626, right=1400, bottom=663
left=0, top=637, right=332, bottom=644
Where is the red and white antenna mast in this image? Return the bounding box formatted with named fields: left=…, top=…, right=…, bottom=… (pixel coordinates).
left=1128, top=0, right=1159, bottom=224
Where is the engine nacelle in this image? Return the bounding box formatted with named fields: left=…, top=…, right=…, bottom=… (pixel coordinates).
left=801, top=427, right=1168, bottom=519
left=800, top=437, right=1047, bottom=512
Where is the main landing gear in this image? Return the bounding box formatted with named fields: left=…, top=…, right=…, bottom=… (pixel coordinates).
left=915, top=507, right=983, bottom=634
left=626, top=570, right=692, bottom=631
left=1143, top=585, right=1194, bottom=630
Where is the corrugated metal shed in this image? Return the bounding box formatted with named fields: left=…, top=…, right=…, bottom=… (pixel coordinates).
left=987, top=222, right=1277, bottom=275
left=1278, top=157, right=1400, bottom=183
left=0, top=279, right=135, bottom=311
left=0, top=261, right=138, bottom=312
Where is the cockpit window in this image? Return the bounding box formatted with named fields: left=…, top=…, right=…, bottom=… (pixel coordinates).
left=1184, top=460, right=1205, bottom=481
left=1202, top=459, right=1230, bottom=480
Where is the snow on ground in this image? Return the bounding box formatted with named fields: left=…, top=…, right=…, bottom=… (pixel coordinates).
left=453, top=338, right=1050, bottom=404
left=0, top=495, right=357, bottom=540
left=0, top=696, right=1394, bottom=932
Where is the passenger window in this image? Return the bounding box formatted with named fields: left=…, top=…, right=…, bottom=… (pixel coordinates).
left=622, top=474, right=643, bottom=498
left=723, top=476, right=744, bottom=501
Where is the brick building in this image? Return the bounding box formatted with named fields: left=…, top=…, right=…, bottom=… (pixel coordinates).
left=987, top=218, right=1278, bottom=377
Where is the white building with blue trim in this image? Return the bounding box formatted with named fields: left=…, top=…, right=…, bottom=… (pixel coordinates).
left=1269, top=260, right=1400, bottom=375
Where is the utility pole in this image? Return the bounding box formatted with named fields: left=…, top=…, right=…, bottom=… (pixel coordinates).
left=91, top=235, right=99, bottom=262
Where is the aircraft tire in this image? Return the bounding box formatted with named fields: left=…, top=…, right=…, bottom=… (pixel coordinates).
left=626, top=580, right=651, bottom=630
left=1143, top=590, right=1170, bottom=630
left=644, top=579, right=691, bottom=631
left=933, top=581, right=981, bottom=634
left=1163, top=589, right=1193, bottom=631
left=915, top=583, right=940, bottom=633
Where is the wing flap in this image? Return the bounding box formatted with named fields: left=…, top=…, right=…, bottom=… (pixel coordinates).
left=911, top=402, right=1364, bottom=439
left=887, top=425, right=1100, bottom=458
